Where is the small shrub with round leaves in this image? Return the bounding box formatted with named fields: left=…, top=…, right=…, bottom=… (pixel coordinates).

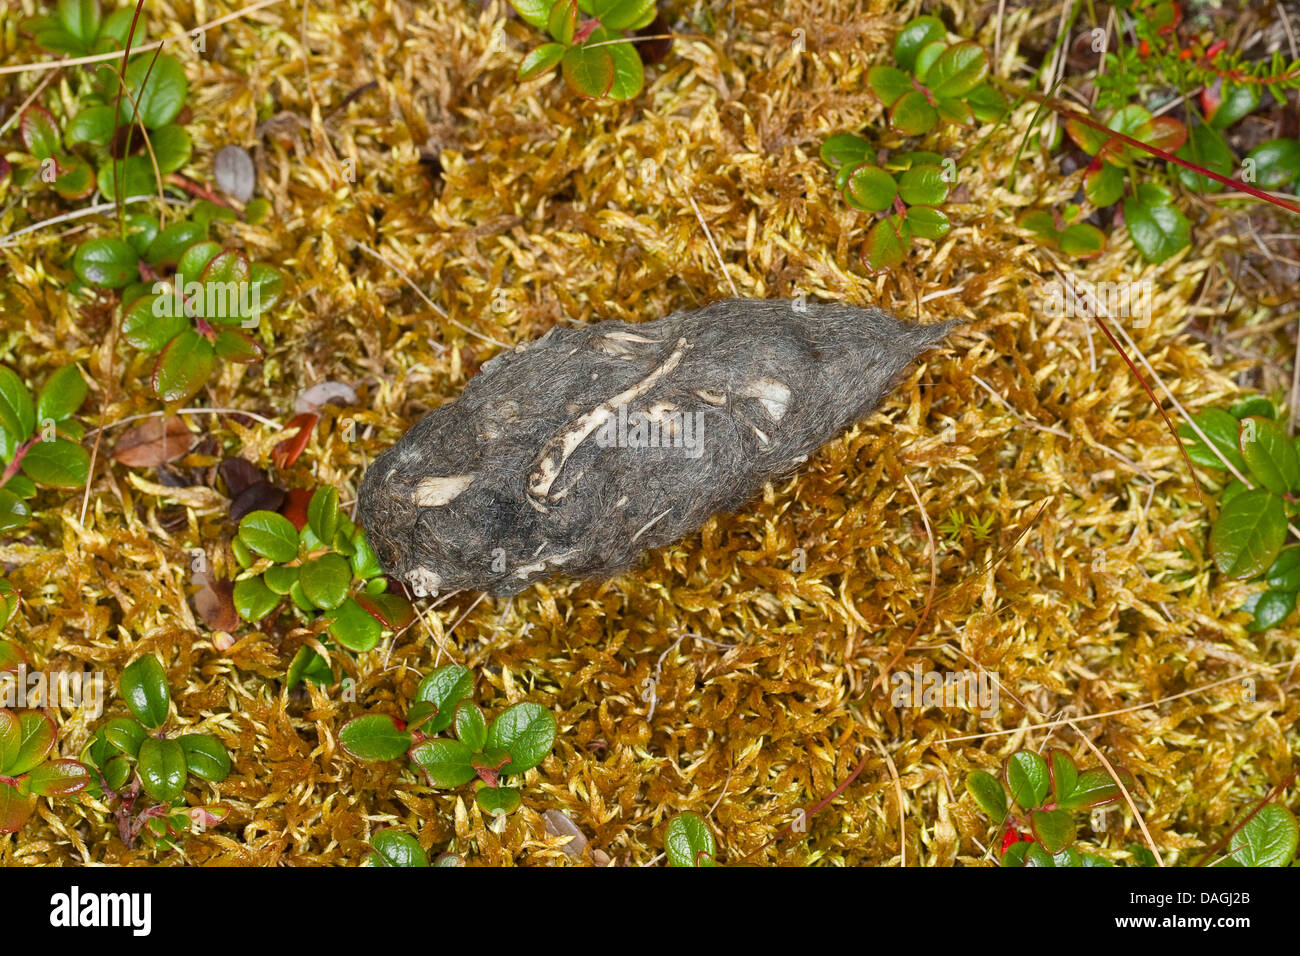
left=339, top=664, right=557, bottom=820
left=0, top=709, right=90, bottom=833
left=232, top=487, right=414, bottom=688
left=511, top=0, right=658, bottom=101
left=0, top=364, right=90, bottom=532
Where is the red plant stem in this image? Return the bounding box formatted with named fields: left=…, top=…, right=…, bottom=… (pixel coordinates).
left=1012, top=86, right=1300, bottom=216
left=166, top=173, right=235, bottom=209
left=0, top=437, right=37, bottom=487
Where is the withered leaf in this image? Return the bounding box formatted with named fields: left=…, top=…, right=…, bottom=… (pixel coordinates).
left=112, top=416, right=195, bottom=467
left=193, top=577, right=239, bottom=632
left=231, top=480, right=286, bottom=521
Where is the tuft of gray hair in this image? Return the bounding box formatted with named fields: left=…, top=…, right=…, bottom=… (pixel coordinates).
left=358, top=298, right=956, bottom=597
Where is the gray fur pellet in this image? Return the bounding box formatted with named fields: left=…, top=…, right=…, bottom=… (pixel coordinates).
left=358, top=298, right=954, bottom=597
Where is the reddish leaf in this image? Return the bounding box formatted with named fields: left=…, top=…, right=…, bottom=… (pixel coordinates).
left=280, top=487, right=313, bottom=531
left=230, top=481, right=286, bottom=521
left=354, top=591, right=416, bottom=630
left=19, top=105, right=60, bottom=159
left=0, top=782, right=36, bottom=833
left=26, top=758, right=90, bottom=797
left=218, top=457, right=264, bottom=497
left=272, top=413, right=317, bottom=470
left=112, top=415, right=195, bottom=467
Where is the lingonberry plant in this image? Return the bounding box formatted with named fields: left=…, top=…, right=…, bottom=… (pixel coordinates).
left=339, top=663, right=557, bottom=819
left=665, top=810, right=718, bottom=866
left=967, top=749, right=1127, bottom=866
left=0, top=709, right=90, bottom=833
left=79, top=654, right=230, bottom=849
left=0, top=364, right=91, bottom=531
left=511, top=0, right=658, bottom=100
left=231, top=487, right=415, bottom=688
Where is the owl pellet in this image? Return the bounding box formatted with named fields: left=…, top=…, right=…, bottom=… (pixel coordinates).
left=358, top=298, right=955, bottom=597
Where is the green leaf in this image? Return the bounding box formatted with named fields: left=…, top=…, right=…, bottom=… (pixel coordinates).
left=176, top=241, right=222, bottom=281
left=1212, top=488, right=1287, bottom=579
left=592, top=0, right=656, bottom=30
left=52, top=158, right=96, bottom=201
left=889, top=90, right=937, bottom=136
left=349, top=531, right=382, bottom=579
left=1023, top=842, right=1056, bottom=867
left=1231, top=396, right=1276, bottom=420
left=0, top=368, right=36, bottom=442
left=262, top=564, right=299, bottom=597
left=966, top=769, right=1007, bottom=820
left=96, top=155, right=156, bottom=203
left=1029, top=807, right=1076, bottom=854
left=121, top=654, right=170, bottom=728
left=197, top=250, right=253, bottom=324
left=867, top=65, right=912, bottom=107
left=238, top=510, right=300, bottom=563
left=1004, top=751, right=1050, bottom=809
left=64, top=105, right=116, bottom=147
left=453, top=701, right=488, bottom=752
left=1175, top=122, right=1234, bottom=193
left=415, top=664, right=475, bottom=734
left=19, top=106, right=60, bottom=160
left=665, top=811, right=718, bottom=866
left=339, top=714, right=411, bottom=762
left=561, top=44, right=615, bottom=99
left=0, top=710, right=19, bottom=773
left=547, top=0, right=576, bottom=43
left=21, top=438, right=90, bottom=488
left=178, top=733, right=230, bottom=781
left=519, top=42, right=565, bottom=81
left=1180, top=408, right=1248, bottom=472
left=509, top=0, right=553, bottom=30
left=57, top=0, right=101, bottom=43
left=35, top=365, right=87, bottom=424
left=484, top=702, right=556, bottom=775
left=137, top=737, right=186, bottom=802
left=233, top=574, right=280, bottom=622
left=1058, top=768, right=1123, bottom=809
left=904, top=205, right=950, bottom=240
left=152, top=330, right=215, bottom=404
left=307, top=486, right=339, bottom=543
left=145, top=221, right=208, bottom=267
left=27, top=758, right=90, bottom=797
left=475, top=785, right=522, bottom=817
left=121, top=294, right=187, bottom=354
left=1084, top=161, right=1125, bottom=207
left=104, top=717, right=146, bottom=757
left=328, top=597, right=383, bottom=652
left=1000, top=840, right=1030, bottom=866
left=1049, top=750, right=1078, bottom=803
left=1245, top=138, right=1300, bottom=191
left=119, top=54, right=188, bottom=128
left=0, top=492, right=32, bottom=533
left=1239, top=416, right=1300, bottom=494
left=212, top=328, right=262, bottom=363
left=100, top=6, right=145, bottom=47
left=863, top=215, right=911, bottom=271
left=1059, top=222, right=1106, bottom=258
left=8, top=712, right=56, bottom=775
left=1230, top=804, right=1298, bottom=866
left=844, top=164, right=897, bottom=212
left=286, top=646, right=334, bottom=690
left=597, top=33, right=644, bottom=101
left=897, top=164, right=949, bottom=206
left=369, top=828, right=428, bottom=866
left=299, top=553, right=351, bottom=610
left=924, top=42, right=987, bottom=98
left=1209, top=82, right=1261, bottom=129
left=1267, top=547, right=1300, bottom=591
left=1122, top=187, right=1190, bottom=264
left=73, top=237, right=139, bottom=289
left=409, top=738, right=476, bottom=787
left=967, top=82, right=1007, bottom=122
left=149, top=124, right=192, bottom=174
left=1242, top=589, right=1296, bottom=631
left=820, top=133, right=871, bottom=169
left=893, top=15, right=946, bottom=72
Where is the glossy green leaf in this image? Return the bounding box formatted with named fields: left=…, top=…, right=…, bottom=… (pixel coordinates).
left=57, top=0, right=101, bottom=43
left=925, top=42, right=987, bottom=98
left=137, top=736, right=186, bottom=802
left=453, top=701, right=488, bottom=752
left=1244, top=138, right=1300, bottom=191
left=1180, top=407, right=1248, bottom=472
left=65, top=105, right=116, bottom=147
left=328, top=597, right=383, bottom=652
left=263, top=564, right=299, bottom=596
left=904, top=204, right=950, bottom=240
left=415, top=664, right=475, bottom=735
left=1059, top=222, right=1106, bottom=258
left=484, top=702, right=556, bottom=775
left=844, top=164, right=897, bottom=212
left=35, top=365, right=87, bottom=424
left=889, top=89, right=937, bottom=136
left=592, top=0, right=656, bottom=30
left=28, top=758, right=90, bottom=797
left=239, top=510, right=300, bottom=563
left=561, top=44, right=615, bottom=99
left=121, top=654, right=170, bottom=728
left=119, top=54, right=188, bottom=128
left=863, top=215, right=911, bottom=271
left=1004, top=751, right=1050, bottom=809
left=1209, top=82, right=1260, bottom=129
left=475, top=784, right=522, bottom=817
left=121, top=294, right=187, bottom=353
left=145, top=221, right=208, bottom=267
left=665, top=811, right=718, bottom=866
left=307, top=486, right=339, bottom=544
left=1049, top=750, right=1078, bottom=803
left=547, top=0, right=576, bottom=43
left=597, top=32, right=644, bottom=101
left=1057, top=768, right=1123, bottom=809
left=20, top=438, right=90, bottom=488
left=1229, top=804, right=1298, bottom=866
left=1084, top=161, right=1125, bottom=207
left=0, top=782, right=37, bottom=833
left=967, top=769, right=1007, bottom=819
left=149, top=124, right=192, bottom=174
left=104, top=716, right=146, bottom=757
left=519, top=42, right=565, bottom=80
left=53, top=158, right=96, bottom=201
left=1212, top=488, right=1287, bottom=579
left=509, top=0, right=553, bottom=30
left=409, top=738, right=476, bottom=787
left=0, top=492, right=32, bottom=533
left=286, top=646, right=334, bottom=690
left=19, top=106, right=60, bottom=160
left=1175, top=123, right=1234, bottom=193
left=867, top=64, right=912, bottom=107
left=369, top=828, right=428, bottom=866
left=152, top=330, right=215, bottom=404
left=1243, top=589, right=1296, bottom=631
left=0, top=368, right=36, bottom=442
left=820, top=132, right=871, bottom=169
left=1239, top=416, right=1300, bottom=494
left=339, top=713, right=411, bottom=762
left=299, top=553, right=350, bottom=610
left=73, top=237, right=139, bottom=289
left=96, top=155, right=156, bottom=204
left=893, top=15, right=946, bottom=72
left=1266, top=547, right=1300, bottom=591
left=1030, top=807, right=1076, bottom=853
left=1123, top=187, right=1190, bottom=264
left=897, top=164, right=949, bottom=206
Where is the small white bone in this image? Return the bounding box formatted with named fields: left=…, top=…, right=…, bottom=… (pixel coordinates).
left=413, top=474, right=475, bottom=506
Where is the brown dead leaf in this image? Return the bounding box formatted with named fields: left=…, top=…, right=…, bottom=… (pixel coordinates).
left=112, top=416, right=195, bottom=467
